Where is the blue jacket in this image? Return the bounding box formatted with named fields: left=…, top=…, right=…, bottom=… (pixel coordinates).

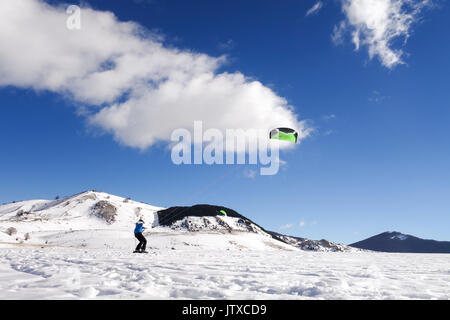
left=134, top=222, right=144, bottom=233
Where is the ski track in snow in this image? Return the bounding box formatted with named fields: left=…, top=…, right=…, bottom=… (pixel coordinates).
left=0, top=247, right=449, bottom=300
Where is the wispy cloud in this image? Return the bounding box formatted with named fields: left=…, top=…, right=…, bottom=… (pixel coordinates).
left=321, top=115, right=336, bottom=136
left=279, top=224, right=294, bottom=231
left=243, top=168, right=257, bottom=179
left=333, top=0, right=433, bottom=69
left=306, top=1, right=324, bottom=16
left=299, top=220, right=318, bottom=227
left=217, top=39, right=235, bottom=51
left=322, top=114, right=336, bottom=121
left=368, top=90, right=391, bottom=103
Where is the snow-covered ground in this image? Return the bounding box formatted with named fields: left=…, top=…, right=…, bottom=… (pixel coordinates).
left=0, top=191, right=448, bottom=300
left=0, top=246, right=449, bottom=300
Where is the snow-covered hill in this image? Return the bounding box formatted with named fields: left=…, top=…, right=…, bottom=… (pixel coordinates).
left=0, top=191, right=293, bottom=251
left=0, top=191, right=355, bottom=252
left=0, top=191, right=161, bottom=234
left=157, top=204, right=358, bottom=252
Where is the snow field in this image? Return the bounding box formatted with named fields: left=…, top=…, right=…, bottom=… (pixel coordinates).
left=0, top=247, right=448, bottom=300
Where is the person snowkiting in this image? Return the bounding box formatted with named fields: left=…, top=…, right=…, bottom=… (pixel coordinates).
left=134, top=218, right=148, bottom=253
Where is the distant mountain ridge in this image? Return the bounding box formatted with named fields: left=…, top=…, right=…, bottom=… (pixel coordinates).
left=158, top=205, right=358, bottom=252
left=350, top=231, right=450, bottom=253
left=269, top=231, right=358, bottom=252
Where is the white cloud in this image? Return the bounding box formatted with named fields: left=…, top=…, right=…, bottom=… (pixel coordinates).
left=306, top=1, right=324, bottom=16
left=217, top=39, right=235, bottom=51
left=331, top=20, right=347, bottom=45
left=243, top=168, right=257, bottom=179
left=322, top=114, right=336, bottom=121
left=368, top=90, right=391, bottom=103
left=0, top=0, right=310, bottom=151
left=278, top=224, right=293, bottom=231
left=299, top=220, right=318, bottom=227
left=333, top=0, right=432, bottom=68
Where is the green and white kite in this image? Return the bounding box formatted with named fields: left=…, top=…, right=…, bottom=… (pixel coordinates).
left=269, top=128, right=298, bottom=143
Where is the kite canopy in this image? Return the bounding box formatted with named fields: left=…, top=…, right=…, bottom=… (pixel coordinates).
left=269, top=128, right=298, bottom=143
left=219, top=210, right=227, bottom=216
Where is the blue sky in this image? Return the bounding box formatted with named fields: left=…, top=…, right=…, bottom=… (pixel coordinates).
left=1, top=0, right=449, bottom=244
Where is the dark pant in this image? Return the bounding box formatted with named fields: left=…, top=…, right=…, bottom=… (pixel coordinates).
left=135, top=232, right=147, bottom=251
